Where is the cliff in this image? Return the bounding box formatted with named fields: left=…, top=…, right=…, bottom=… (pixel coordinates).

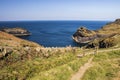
left=72, top=19, right=120, bottom=48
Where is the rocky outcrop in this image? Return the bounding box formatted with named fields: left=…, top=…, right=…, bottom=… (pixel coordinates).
left=0, top=47, right=13, bottom=59
left=72, top=19, right=120, bottom=48
left=72, top=27, right=111, bottom=44
left=73, top=27, right=97, bottom=43
left=0, top=27, right=31, bottom=36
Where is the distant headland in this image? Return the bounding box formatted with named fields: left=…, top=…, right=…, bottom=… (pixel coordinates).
left=0, top=27, right=31, bottom=37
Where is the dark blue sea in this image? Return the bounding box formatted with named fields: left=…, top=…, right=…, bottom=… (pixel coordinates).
left=0, top=21, right=110, bottom=47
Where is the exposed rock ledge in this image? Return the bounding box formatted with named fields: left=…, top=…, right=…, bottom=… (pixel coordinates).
left=0, top=27, right=31, bottom=36
left=72, top=19, right=120, bottom=48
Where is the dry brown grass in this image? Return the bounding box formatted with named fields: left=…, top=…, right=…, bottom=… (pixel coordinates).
left=97, top=23, right=120, bottom=35
left=0, top=31, right=41, bottom=47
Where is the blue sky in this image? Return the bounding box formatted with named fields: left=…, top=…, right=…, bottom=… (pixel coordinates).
left=0, top=0, right=120, bottom=21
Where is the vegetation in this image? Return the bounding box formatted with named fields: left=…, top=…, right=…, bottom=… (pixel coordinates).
left=82, top=50, right=120, bottom=80
left=87, top=35, right=120, bottom=48
left=0, top=32, right=92, bottom=80
left=0, top=46, right=92, bottom=80
left=0, top=30, right=120, bottom=80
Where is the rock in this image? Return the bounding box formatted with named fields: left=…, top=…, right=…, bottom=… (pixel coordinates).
left=0, top=27, right=31, bottom=36
left=72, top=27, right=97, bottom=43
left=72, top=19, right=120, bottom=48
left=0, top=47, right=13, bottom=59
left=86, top=36, right=118, bottom=48
left=35, top=47, right=41, bottom=52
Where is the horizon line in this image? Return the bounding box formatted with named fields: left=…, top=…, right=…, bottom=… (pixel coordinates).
left=0, top=19, right=114, bottom=22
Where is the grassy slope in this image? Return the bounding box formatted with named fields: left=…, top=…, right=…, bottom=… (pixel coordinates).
left=0, top=47, right=92, bottom=80
left=0, top=31, right=40, bottom=47
left=0, top=31, right=120, bottom=80
left=0, top=31, right=92, bottom=80
left=82, top=50, right=120, bottom=80
left=98, top=23, right=120, bottom=35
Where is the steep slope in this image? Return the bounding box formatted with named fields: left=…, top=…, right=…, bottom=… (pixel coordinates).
left=0, top=31, right=40, bottom=47
left=0, top=31, right=89, bottom=80
left=0, top=31, right=42, bottom=64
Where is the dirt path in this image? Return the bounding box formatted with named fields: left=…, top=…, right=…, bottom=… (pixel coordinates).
left=96, top=47, right=120, bottom=53
left=70, top=57, right=93, bottom=80
left=84, top=47, right=120, bottom=56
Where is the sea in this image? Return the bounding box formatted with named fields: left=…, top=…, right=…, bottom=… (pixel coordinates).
left=0, top=21, right=110, bottom=47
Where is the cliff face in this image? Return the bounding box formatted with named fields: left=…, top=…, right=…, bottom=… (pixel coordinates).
left=72, top=19, right=120, bottom=48
left=73, top=27, right=97, bottom=43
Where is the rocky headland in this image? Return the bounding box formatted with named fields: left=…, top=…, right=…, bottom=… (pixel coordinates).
left=0, top=27, right=31, bottom=36
left=72, top=19, right=120, bottom=48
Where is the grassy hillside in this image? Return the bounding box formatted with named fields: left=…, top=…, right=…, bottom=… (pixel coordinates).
left=0, top=39, right=91, bottom=80
left=98, top=23, right=120, bottom=35
left=0, top=31, right=40, bottom=47
left=82, top=50, right=120, bottom=80
left=0, top=31, right=90, bottom=80
left=0, top=31, right=120, bottom=80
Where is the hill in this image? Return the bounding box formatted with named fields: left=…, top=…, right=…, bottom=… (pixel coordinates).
left=0, top=31, right=43, bottom=67
left=0, top=31, right=40, bottom=47
left=0, top=31, right=84, bottom=80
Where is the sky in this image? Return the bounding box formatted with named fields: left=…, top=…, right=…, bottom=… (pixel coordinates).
left=0, top=0, right=120, bottom=21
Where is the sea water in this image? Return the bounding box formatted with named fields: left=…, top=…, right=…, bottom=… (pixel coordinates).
left=0, top=21, right=110, bottom=47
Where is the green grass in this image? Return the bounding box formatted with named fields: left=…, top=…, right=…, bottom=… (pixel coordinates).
left=0, top=48, right=91, bottom=80
left=27, top=55, right=91, bottom=80
left=82, top=50, right=120, bottom=80
left=1, top=47, right=120, bottom=80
